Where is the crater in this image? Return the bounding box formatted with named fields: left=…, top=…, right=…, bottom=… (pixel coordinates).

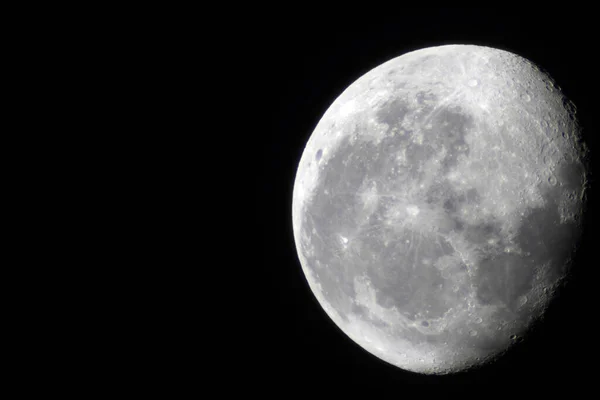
left=315, top=148, right=323, bottom=162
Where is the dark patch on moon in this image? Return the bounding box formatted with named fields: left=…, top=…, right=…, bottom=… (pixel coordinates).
left=428, top=106, right=473, bottom=169
left=465, top=188, right=481, bottom=204
left=430, top=185, right=483, bottom=235
left=463, top=222, right=500, bottom=246
left=555, top=160, right=586, bottom=193
left=405, top=141, right=437, bottom=168
left=375, top=98, right=412, bottom=132
left=416, top=91, right=436, bottom=105
left=429, top=183, right=463, bottom=210
left=375, top=98, right=473, bottom=172
left=360, top=230, right=466, bottom=322
left=474, top=252, right=534, bottom=310
left=443, top=198, right=458, bottom=213
left=472, top=183, right=581, bottom=316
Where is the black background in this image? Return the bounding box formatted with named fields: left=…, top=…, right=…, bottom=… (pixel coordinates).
left=244, top=8, right=598, bottom=386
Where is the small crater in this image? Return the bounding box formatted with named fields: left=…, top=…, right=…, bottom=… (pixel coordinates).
left=510, top=334, right=518, bottom=340
left=469, top=330, right=478, bottom=337
left=542, top=155, right=551, bottom=166
left=562, top=98, right=577, bottom=115
left=518, top=295, right=528, bottom=307
left=315, top=149, right=323, bottom=162
left=467, top=79, right=479, bottom=87
left=475, top=317, right=483, bottom=324
left=548, top=175, right=557, bottom=186
left=521, top=92, right=531, bottom=102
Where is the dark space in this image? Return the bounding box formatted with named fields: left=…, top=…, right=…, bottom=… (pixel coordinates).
left=242, top=8, right=598, bottom=387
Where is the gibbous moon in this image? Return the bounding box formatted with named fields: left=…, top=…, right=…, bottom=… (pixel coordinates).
left=291, top=45, right=589, bottom=374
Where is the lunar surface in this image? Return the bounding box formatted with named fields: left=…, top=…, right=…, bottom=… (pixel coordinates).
left=291, top=45, right=589, bottom=374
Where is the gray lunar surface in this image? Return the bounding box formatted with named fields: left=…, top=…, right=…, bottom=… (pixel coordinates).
left=291, top=45, right=589, bottom=374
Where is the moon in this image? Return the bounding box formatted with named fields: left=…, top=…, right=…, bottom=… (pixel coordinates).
left=291, top=45, right=589, bottom=374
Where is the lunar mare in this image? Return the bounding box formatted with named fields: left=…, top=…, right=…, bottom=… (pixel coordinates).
left=292, top=45, right=588, bottom=374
